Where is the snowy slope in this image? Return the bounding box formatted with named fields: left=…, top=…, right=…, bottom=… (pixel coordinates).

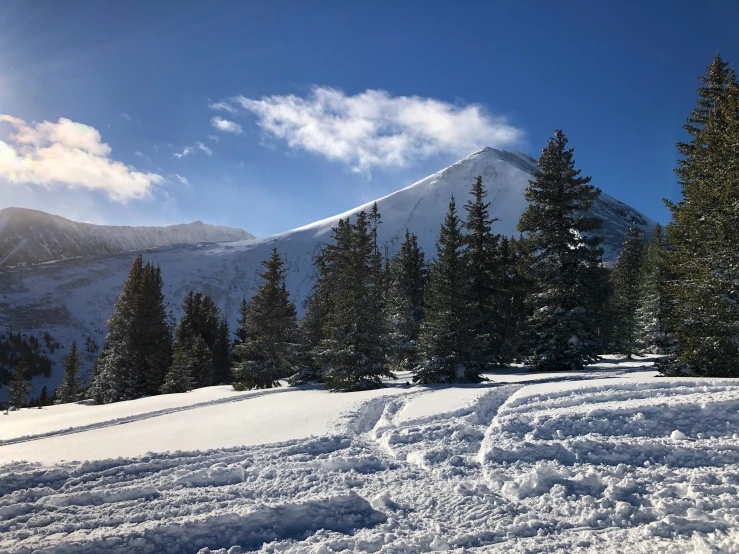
left=0, top=148, right=656, bottom=394
left=1, top=361, right=738, bottom=552
left=0, top=207, right=255, bottom=267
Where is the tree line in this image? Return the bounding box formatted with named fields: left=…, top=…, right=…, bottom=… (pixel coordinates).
left=3, top=52, right=738, bottom=409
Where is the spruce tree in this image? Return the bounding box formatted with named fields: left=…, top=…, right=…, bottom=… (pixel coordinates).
left=233, top=249, right=301, bottom=389
left=58, top=340, right=84, bottom=403
left=90, top=255, right=172, bottom=403
left=212, top=316, right=232, bottom=384
left=160, top=335, right=209, bottom=394
left=661, top=53, right=739, bottom=376
left=415, top=196, right=480, bottom=383
left=291, top=263, right=331, bottom=385
left=233, top=295, right=250, bottom=348
left=173, top=290, right=223, bottom=387
left=637, top=224, right=675, bottom=354
left=385, top=230, right=427, bottom=371
left=610, top=223, right=647, bottom=357
left=39, top=385, right=49, bottom=407
left=517, top=130, right=606, bottom=371
left=318, top=211, right=393, bottom=391
left=464, top=176, right=507, bottom=368
left=7, top=361, right=34, bottom=409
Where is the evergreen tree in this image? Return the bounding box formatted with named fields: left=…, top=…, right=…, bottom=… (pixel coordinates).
left=661, top=53, right=739, bottom=376
left=517, top=130, right=607, bottom=371
left=233, top=295, right=250, bottom=348
left=463, top=176, right=507, bottom=368
left=90, top=255, right=172, bottom=403
left=415, top=197, right=481, bottom=383
left=233, top=249, right=301, bottom=389
left=161, top=335, right=211, bottom=394
left=290, top=261, right=331, bottom=385
left=58, top=340, right=84, bottom=403
left=39, top=385, right=49, bottom=407
left=173, top=290, right=223, bottom=387
left=610, top=223, right=647, bottom=357
left=637, top=224, right=675, bottom=354
left=212, top=316, right=232, bottom=384
left=7, top=361, right=34, bottom=409
left=385, top=230, right=427, bottom=371
left=318, top=211, right=393, bottom=391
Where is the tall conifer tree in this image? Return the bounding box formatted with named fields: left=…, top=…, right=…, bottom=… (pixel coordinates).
left=662, top=53, right=739, bottom=376
left=233, top=249, right=301, bottom=389
left=7, top=361, right=34, bottom=409
left=517, top=130, right=606, bottom=371
left=637, top=224, right=675, bottom=354
left=386, top=230, right=427, bottom=371
left=319, top=211, right=392, bottom=391
left=610, top=223, right=647, bottom=357
left=415, top=197, right=480, bottom=383
left=463, top=176, right=506, bottom=368
left=58, top=340, right=84, bottom=403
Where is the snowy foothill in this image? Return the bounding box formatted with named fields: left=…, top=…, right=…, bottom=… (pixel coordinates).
left=2, top=359, right=739, bottom=553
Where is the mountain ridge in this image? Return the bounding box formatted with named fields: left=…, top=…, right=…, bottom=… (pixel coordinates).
left=0, top=207, right=255, bottom=268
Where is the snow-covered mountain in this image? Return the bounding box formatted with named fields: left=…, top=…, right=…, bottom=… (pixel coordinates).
left=0, top=207, right=255, bottom=267
left=0, top=147, right=656, bottom=393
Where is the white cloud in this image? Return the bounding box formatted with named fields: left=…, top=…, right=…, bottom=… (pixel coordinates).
left=172, top=173, right=189, bottom=185
left=120, top=112, right=133, bottom=121
left=0, top=115, right=163, bottom=202
left=207, top=134, right=220, bottom=142
left=210, top=116, right=243, bottom=134
left=209, top=100, right=238, bottom=114
left=174, top=141, right=212, bottom=158
left=215, top=86, right=522, bottom=174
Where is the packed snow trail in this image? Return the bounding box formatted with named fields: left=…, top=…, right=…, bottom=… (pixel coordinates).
left=1, top=369, right=739, bottom=552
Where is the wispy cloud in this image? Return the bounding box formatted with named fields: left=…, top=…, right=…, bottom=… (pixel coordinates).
left=172, top=173, right=189, bottom=185
left=174, top=141, right=213, bottom=158
left=210, top=116, right=243, bottom=134
left=0, top=114, right=163, bottom=202
left=120, top=112, right=133, bottom=121
left=213, top=86, right=522, bottom=174
left=207, top=134, right=220, bottom=142
left=209, top=100, right=238, bottom=114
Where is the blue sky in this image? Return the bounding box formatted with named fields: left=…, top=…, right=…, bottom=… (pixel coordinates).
left=1, top=0, right=737, bottom=236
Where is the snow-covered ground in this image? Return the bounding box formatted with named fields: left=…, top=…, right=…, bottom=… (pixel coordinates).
left=2, top=359, right=738, bottom=553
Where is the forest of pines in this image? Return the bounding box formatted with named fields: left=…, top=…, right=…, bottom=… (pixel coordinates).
left=3, top=53, right=738, bottom=408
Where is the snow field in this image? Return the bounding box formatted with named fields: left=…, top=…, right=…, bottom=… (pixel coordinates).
left=1, top=368, right=738, bottom=552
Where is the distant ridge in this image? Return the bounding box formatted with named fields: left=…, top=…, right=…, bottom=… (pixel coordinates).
left=0, top=207, right=255, bottom=267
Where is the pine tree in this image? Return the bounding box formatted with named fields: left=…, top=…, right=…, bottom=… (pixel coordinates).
left=172, top=290, right=223, bottom=388
left=58, top=340, right=84, bottom=403
left=39, top=385, right=49, bottom=407
left=90, top=255, right=173, bottom=403
left=415, top=197, right=481, bottom=383
left=661, top=53, right=739, bottom=376
left=318, top=211, right=393, bottom=391
left=386, top=230, right=427, bottom=371
left=160, top=335, right=212, bottom=394
left=464, top=176, right=507, bottom=368
left=212, top=316, right=232, bottom=384
left=233, top=249, right=301, bottom=389
left=637, top=224, right=675, bottom=354
left=233, top=295, right=250, bottom=348
left=7, top=361, right=34, bottom=409
left=610, top=223, right=647, bottom=357
left=517, top=130, right=607, bottom=371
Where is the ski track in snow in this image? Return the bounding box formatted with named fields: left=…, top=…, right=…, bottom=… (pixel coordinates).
left=1, top=368, right=739, bottom=553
